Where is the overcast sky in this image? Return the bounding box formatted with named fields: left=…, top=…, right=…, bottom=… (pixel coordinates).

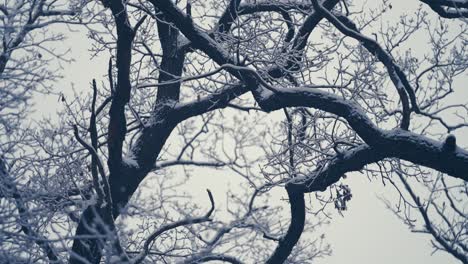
left=31, top=0, right=466, bottom=263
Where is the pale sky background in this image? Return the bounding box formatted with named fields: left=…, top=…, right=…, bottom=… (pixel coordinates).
left=30, top=0, right=466, bottom=263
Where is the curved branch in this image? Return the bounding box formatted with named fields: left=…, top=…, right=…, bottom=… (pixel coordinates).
left=266, top=185, right=305, bottom=264
left=297, top=144, right=383, bottom=192
left=291, top=132, right=468, bottom=194
left=133, top=190, right=215, bottom=264
left=72, top=125, right=110, bottom=206
left=106, top=0, right=137, bottom=171
left=311, top=0, right=417, bottom=129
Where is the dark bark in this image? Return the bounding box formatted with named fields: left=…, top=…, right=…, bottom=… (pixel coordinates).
left=311, top=0, right=415, bottom=129
left=70, top=206, right=110, bottom=264
left=155, top=9, right=187, bottom=102
left=420, top=0, right=468, bottom=18
left=266, top=184, right=305, bottom=264
left=0, top=52, right=9, bottom=74
left=217, top=0, right=241, bottom=34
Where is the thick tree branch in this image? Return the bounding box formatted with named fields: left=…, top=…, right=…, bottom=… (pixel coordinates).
left=422, top=0, right=468, bottom=8
left=153, top=2, right=187, bottom=102
left=106, top=0, right=137, bottom=171
left=217, top=0, right=241, bottom=34
left=296, top=144, right=383, bottom=192
left=420, top=0, right=468, bottom=18
left=266, top=184, right=305, bottom=264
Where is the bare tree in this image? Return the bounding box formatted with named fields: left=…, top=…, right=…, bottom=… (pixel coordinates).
left=0, top=0, right=467, bottom=263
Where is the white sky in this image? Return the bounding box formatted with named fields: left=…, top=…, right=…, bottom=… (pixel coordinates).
left=30, top=0, right=466, bottom=263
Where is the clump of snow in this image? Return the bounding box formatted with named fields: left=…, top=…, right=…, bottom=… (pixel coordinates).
left=259, top=88, right=274, bottom=100
left=123, top=152, right=139, bottom=168
left=289, top=175, right=307, bottom=184
left=109, top=256, right=122, bottom=264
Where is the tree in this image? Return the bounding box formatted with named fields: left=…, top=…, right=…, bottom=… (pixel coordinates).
left=0, top=0, right=467, bottom=263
